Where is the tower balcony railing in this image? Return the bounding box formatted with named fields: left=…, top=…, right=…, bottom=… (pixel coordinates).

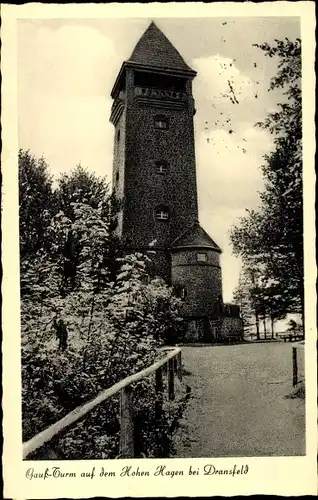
left=134, top=86, right=187, bottom=101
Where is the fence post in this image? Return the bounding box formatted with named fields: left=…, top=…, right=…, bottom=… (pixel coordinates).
left=120, top=386, right=134, bottom=458
left=167, top=358, right=175, bottom=401
left=175, top=351, right=179, bottom=379
left=155, top=366, right=163, bottom=420
left=177, top=351, right=182, bottom=381
left=292, top=346, right=298, bottom=386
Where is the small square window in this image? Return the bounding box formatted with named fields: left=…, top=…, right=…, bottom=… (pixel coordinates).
left=197, top=252, right=207, bottom=262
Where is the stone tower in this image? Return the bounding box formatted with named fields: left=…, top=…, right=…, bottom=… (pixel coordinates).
left=110, top=21, right=225, bottom=333
left=110, top=21, right=199, bottom=280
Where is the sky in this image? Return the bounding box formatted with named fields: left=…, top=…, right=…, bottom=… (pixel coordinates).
left=17, top=17, right=300, bottom=302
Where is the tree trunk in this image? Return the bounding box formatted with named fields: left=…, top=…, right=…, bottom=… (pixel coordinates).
left=255, top=310, right=260, bottom=340
left=270, top=317, right=275, bottom=339
left=82, top=292, right=96, bottom=371
left=82, top=268, right=102, bottom=371
left=263, top=315, right=267, bottom=340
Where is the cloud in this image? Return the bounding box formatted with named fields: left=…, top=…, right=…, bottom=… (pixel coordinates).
left=18, top=23, right=118, bottom=97
left=189, top=54, right=275, bottom=300
left=195, top=124, right=273, bottom=301
left=197, top=125, right=272, bottom=211
left=18, top=22, right=116, bottom=178
left=193, top=54, right=255, bottom=104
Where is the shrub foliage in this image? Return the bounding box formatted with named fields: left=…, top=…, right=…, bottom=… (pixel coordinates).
left=20, top=151, right=185, bottom=458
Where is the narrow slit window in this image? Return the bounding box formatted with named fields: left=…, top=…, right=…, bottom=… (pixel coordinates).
left=174, top=285, right=187, bottom=300
left=180, top=287, right=187, bottom=300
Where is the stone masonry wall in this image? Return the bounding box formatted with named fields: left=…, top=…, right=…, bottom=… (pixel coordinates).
left=220, top=317, right=244, bottom=340
left=171, top=248, right=222, bottom=317
left=117, top=69, right=198, bottom=279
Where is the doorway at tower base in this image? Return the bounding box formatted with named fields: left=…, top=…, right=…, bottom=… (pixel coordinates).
left=182, top=315, right=244, bottom=344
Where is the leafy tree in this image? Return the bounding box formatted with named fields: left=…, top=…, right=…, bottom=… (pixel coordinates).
left=55, top=164, right=110, bottom=219
left=287, top=318, right=303, bottom=333
left=21, top=197, right=184, bottom=458
left=230, top=38, right=303, bottom=326
left=19, top=159, right=120, bottom=296
left=54, top=164, right=122, bottom=288
left=19, top=149, right=54, bottom=259
left=19, top=151, right=186, bottom=457
left=254, top=283, right=288, bottom=338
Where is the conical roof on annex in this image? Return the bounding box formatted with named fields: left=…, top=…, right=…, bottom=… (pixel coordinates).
left=171, top=220, right=222, bottom=253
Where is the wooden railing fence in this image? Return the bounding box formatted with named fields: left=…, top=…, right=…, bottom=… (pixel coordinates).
left=23, top=347, right=182, bottom=459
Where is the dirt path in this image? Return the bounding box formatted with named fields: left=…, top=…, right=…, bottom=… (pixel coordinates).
left=174, top=343, right=305, bottom=457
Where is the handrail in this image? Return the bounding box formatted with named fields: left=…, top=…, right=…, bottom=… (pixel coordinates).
left=23, top=346, right=181, bottom=459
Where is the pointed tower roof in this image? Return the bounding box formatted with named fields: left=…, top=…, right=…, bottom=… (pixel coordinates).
left=111, top=21, right=196, bottom=99
left=128, top=21, right=194, bottom=72
left=171, top=221, right=222, bottom=253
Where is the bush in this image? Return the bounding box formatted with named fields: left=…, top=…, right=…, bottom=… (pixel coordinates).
left=21, top=197, right=185, bottom=458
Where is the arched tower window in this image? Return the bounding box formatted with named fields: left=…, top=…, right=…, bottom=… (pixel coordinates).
left=154, top=114, right=168, bottom=130
left=155, top=205, right=169, bottom=221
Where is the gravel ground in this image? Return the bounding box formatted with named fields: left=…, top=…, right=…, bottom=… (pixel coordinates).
left=174, top=343, right=305, bottom=457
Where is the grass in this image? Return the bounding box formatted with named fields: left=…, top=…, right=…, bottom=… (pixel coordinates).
left=285, top=383, right=305, bottom=400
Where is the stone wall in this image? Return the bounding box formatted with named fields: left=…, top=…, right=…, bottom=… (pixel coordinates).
left=124, top=104, right=198, bottom=248
left=182, top=316, right=243, bottom=343
left=220, top=317, right=244, bottom=340
left=111, top=105, right=126, bottom=238
left=171, top=248, right=222, bottom=317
